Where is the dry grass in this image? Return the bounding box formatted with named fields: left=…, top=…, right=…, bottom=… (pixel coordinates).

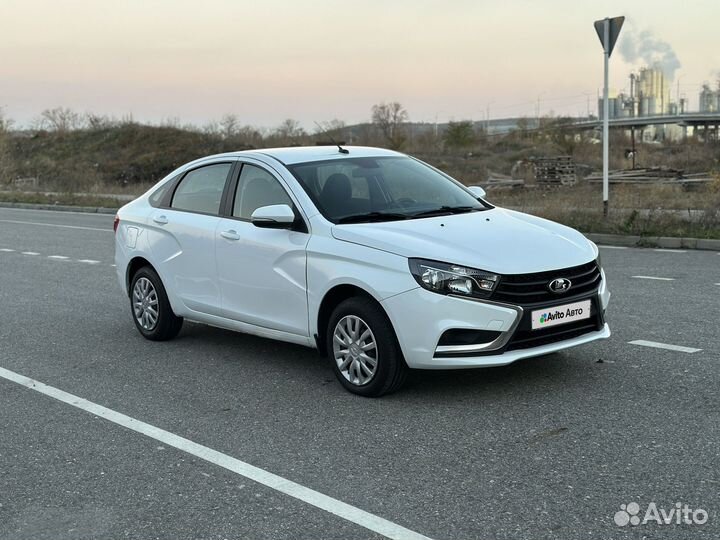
left=2, top=122, right=719, bottom=237
left=489, top=182, right=719, bottom=210
left=0, top=191, right=122, bottom=208
left=489, top=182, right=720, bottom=239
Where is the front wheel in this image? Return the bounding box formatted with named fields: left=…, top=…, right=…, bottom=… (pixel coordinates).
left=326, top=297, right=408, bottom=397
left=130, top=266, right=183, bottom=341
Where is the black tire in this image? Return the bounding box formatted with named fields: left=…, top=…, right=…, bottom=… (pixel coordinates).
left=130, top=266, right=183, bottom=341
left=326, top=296, right=408, bottom=397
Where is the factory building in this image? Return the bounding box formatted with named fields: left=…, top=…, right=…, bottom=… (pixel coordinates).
left=598, top=66, right=674, bottom=119
left=699, top=82, right=720, bottom=113
left=598, top=65, right=685, bottom=141
left=633, top=67, right=671, bottom=116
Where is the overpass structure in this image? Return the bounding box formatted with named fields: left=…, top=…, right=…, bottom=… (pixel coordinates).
left=572, top=112, right=720, bottom=138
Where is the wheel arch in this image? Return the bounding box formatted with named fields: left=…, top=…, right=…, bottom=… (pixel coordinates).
left=126, top=256, right=155, bottom=296
left=315, top=284, right=386, bottom=356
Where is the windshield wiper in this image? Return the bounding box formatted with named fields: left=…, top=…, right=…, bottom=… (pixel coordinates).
left=336, top=211, right=410, bottom=224
left=410, top=206, right=480, bottom=218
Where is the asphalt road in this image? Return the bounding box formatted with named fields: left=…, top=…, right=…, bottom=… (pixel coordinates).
left=0, top=206, right=718, bottom=540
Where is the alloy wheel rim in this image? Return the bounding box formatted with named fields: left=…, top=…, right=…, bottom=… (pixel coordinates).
left=133, top=277, right=159, bottom=331
left=333, top=315, right=378, bottom=386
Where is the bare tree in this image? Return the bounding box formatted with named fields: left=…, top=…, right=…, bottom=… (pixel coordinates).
left=38, top=107, right=83, bottom=132
left=160, top=117, right=182, bottom=129
left=119, top=112, right=135, bottom=126
left=85, top=113, right=114, bottom=130
left=202, top=120, right=220, bottom=135
left=0, top=108, right=13, bottom=185
left=0, top=107, right=13, bottom=133
left=314, top=119, right=346, bottom=134
left=274, top=118, right=306, bottom=140
left=314, top=119, right=348, bottom=144
left=371, top=102, right=409, bottom=149
left=235, top=126, right=265, bottom=148
left=219, top=113, right=241, bottom=139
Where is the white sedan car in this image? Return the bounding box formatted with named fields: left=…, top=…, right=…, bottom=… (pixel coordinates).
left=114, top=146, right=610, bottom=396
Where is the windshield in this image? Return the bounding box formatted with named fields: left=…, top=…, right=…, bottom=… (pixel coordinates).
left=288, top=156, right=489, bottom=223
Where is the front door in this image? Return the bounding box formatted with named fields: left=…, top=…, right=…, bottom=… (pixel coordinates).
left=215, top=162, right=310, bottom=336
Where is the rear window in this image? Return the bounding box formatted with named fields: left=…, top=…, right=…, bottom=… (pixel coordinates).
left=148, top=176, right=178, bottom=207
left=170, top=163, right=232, bottom=215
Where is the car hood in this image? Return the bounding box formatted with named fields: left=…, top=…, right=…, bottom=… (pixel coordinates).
left=331, top=208, right=597, bottom=275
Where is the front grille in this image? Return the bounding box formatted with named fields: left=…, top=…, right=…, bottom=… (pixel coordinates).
left=492, top=261, right=601, bottom=306
left=505, top=296, right=604, bottom=351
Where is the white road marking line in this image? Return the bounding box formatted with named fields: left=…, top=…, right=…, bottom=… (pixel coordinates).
left=21, top=251, right=40, bottom=256
left=629, top=340, right=702, bottom=353
left=654, top=248, right=686, bottom=253
left=48, top=255, right=70, bottom=260
left=77, top=259, right=101, bottom=264
left=0, top=248, right=15, bottom=252
left=0, top=366, right=432, bottom=540
left=631, top=275, right=675, bottom=281
left=0, top=219, right=110, bottom=232
left=598, top=245, right=628, bottom=250
left=110, top=264, right=116, bottom=267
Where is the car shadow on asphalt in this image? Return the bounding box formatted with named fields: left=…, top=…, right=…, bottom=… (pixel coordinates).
left=403, top=355, right=571, bottom=394
left=176, top=322, right=586, bottom=400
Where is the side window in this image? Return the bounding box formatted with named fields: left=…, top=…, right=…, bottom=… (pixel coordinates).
left=149, top=184, right=166, bottom=207
left=233, top=164, right=293, bottom=219
left=148, top=174, right=179, bottom=207
left=171, top=163, right=232, bottom=215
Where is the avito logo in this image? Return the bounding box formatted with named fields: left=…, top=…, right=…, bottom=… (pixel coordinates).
left=614, top=501, right=708, bottom=527
left=539, top=310, right=565, bottom=325
left=532, top=299, right=590, bottom=330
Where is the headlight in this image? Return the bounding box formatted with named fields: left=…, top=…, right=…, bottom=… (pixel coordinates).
left=408, top=258, right=498, bottom=299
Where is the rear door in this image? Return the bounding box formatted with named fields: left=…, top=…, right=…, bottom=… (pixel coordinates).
left=215, top=161, right=310, bottom=336
left=148, top=161, right=235, bottom=316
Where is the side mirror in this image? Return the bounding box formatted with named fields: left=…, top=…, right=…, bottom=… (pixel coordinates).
left=468, top=185, right=487, bottom=199
left=250, top=204, right=296, bottom=229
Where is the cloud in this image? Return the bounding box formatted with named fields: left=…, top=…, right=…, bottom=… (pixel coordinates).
left=619, top=29, right=681, bottom=79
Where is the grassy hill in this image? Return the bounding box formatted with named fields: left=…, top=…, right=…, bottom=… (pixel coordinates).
left=1, top=124, right=256, bottom=192
left=1, top=120, right=718, bottom=239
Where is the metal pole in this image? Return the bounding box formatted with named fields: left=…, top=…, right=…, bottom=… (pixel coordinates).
left=602, top=18, right=610, bottom=218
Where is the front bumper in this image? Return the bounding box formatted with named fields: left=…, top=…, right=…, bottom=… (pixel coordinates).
left=381, top=270, right=610, bottom=369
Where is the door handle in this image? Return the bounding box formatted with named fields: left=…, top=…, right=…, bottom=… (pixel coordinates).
left=220, top=230, right=240, bottom=241
left=152, top=215, right=168, bottom=225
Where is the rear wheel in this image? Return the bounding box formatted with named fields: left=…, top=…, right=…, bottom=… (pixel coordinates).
left=130, top=266, right=183, bottom=341
left=326, top=297, right=408, bottom=397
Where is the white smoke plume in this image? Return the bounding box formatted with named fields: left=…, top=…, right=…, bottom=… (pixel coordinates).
left=619, top=29, right=681, bottom=80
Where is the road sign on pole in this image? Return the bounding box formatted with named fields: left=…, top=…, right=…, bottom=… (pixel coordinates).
left=594, top=16, right=624, bottom=218
left=594, top=16, right=624, bottom=57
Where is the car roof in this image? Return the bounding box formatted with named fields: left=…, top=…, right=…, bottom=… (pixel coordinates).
left=191, top=146, right=405, bottom=167
left=250, top=145, right=403, bottom=165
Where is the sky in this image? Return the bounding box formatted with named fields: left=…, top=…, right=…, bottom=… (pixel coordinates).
left=2, top=0, right=719, bottom=129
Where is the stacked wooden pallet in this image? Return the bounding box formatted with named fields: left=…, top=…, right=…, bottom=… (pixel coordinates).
left=585, top=168, right=713, bottom=185
left=530, top=156, right=577, bottom=186
left=484, top=170, right=524, bottom=189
